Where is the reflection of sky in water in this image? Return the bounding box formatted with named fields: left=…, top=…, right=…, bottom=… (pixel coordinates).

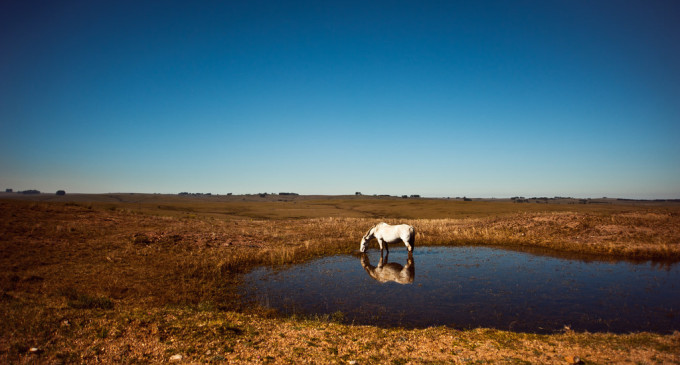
left=242, top=246, right=680, bottom=333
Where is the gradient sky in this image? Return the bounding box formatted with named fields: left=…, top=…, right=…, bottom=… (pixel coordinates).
left=1, top=1, right=679, bottom=198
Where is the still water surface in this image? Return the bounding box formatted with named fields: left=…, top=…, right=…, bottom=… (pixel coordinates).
left=241, top=246, right=679, bottom=333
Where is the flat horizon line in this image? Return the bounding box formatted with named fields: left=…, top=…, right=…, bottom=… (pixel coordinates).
left=2, top=191, right=679, bottom=202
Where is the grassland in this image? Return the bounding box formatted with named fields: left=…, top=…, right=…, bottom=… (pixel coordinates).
left=1, top=194, right=679, bottom=363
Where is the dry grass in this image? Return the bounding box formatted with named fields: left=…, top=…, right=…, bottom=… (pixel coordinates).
left=413, top=211, right=680, bottom=259
left=1, top=196, right=679, bottom=363
left=2, top=306, right=679, bottom=364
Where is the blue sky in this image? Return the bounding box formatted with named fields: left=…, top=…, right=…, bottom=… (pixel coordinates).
left=1, top=1, right=679, bottom=198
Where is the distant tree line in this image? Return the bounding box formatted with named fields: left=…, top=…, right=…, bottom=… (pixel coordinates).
left=19, top=189, right=41, bottom=194
left=5, top=189, right=66, bottom=195
left=368, top=194, right=422, bottom=198
left=512, top=196, right=579, bottom=203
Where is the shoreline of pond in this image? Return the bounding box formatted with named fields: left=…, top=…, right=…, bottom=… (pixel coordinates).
left=242, top=246, right=680, bottom=334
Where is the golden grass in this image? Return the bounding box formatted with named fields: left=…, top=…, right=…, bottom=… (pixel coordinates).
left=3, top=305, right=678, bottom=364
left=1, top=196, right=679, bottom=363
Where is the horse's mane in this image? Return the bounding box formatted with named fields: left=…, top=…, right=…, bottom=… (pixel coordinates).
left=364, top=225, right=376, bottom=239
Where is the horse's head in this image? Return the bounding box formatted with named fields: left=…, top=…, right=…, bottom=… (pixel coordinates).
left=359, top=227, right=375, bottom=252
left=359, top=235, right=369, bottom=252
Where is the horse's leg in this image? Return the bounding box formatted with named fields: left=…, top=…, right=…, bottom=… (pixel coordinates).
left=402, top=235, right=413, bottom=252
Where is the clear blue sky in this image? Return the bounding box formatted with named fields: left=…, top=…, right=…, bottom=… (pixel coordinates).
left=1, top=1, right=679, bottom=198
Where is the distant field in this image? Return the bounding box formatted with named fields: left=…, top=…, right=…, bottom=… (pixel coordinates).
left=1, top=194, right=679, bottom=363
left=2, top=192, right=677, bottom=220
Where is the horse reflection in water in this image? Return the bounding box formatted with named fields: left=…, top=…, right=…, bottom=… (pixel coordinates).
left=360, top=251, right=415, bottom=284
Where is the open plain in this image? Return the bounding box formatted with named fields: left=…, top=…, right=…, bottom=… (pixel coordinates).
left=1, top=193, right=679, bottom=363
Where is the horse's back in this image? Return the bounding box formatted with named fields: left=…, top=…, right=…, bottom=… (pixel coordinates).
left=377, top=222, right=412, bottom=232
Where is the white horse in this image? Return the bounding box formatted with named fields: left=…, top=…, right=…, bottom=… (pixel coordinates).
left=359, top=222, right=415, bottom=253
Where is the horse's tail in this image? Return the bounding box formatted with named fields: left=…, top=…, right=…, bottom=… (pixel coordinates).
left=408, top=226, right=416, bottom=248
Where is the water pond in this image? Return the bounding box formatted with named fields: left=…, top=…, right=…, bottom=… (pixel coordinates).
left=241, top=246, right=680, bottom=333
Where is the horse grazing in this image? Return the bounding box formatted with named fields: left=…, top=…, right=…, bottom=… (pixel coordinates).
left=360, top=251, right=414, bottom=284
left=359, top=222, right=415, bottom=253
